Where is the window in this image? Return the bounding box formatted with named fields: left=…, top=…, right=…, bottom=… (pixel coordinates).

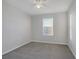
left=70, top=14, right=72, bottom=40
left=43, top=17, right=53, bottom=36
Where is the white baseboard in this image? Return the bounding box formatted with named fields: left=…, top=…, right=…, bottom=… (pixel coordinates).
left=32, top=40, right=76, bottom=57
left=3, top=39, right=76, bottom=59
left=2, top=41, right=31, bottom=55
left=32, top=40, right=68, bottom=45
left=67, top=44, right=76, bottom=58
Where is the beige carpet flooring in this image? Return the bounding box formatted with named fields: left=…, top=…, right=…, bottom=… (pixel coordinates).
left=3, top=42, right=75, bottom=59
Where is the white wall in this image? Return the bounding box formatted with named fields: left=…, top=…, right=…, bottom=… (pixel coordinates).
left=67, top=0, right=76, bottom=57
left=2, top=1, right=31, bottom=55
left=31, top=12, right=68, bottom=45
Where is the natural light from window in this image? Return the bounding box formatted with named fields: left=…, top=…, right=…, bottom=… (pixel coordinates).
left=70, top=14, right=72, bottom=40
left=43, top=17, right=53, bottom=36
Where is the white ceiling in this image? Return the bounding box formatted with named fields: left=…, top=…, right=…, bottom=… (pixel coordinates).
left=4, top=0, right=73, bottom=15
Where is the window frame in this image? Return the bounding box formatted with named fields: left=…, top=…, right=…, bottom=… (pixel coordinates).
left=42, top=16, right=54, bottom=36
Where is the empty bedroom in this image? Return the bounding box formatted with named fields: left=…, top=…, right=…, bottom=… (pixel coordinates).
left=2, top=0, right=76, bottom=59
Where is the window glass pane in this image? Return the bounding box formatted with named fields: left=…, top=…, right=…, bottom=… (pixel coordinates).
left=43, top=17, right=53, bottom=27
left=70, top=14, right=72, bottom=40
left=43, top=17, right=53, bottom=36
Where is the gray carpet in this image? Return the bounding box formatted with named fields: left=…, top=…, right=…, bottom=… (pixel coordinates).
left=3, top=42, right=75, bottom=59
